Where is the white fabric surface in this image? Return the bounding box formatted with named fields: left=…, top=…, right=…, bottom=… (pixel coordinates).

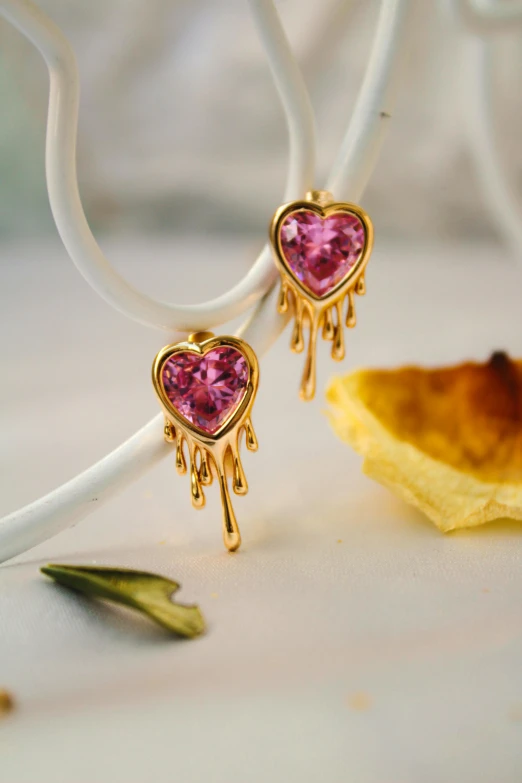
left=1, top=236, right=522, bottom=782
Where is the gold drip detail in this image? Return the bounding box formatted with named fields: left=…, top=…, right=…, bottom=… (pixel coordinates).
left=269, top=191, right=374, bottom=401
left=152, top=333, right=259, bottom=552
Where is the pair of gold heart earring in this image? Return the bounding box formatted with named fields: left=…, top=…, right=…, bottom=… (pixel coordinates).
left=152, top=190, right=374, bottom=551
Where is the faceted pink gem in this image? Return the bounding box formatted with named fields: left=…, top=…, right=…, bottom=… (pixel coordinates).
left=280, top=209, right=366, bottom=297
left=162, top=347, right=249, bottom=434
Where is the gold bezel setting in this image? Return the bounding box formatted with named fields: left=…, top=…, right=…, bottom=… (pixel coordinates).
left=269, top=190, right=374, bottom=401
left=152, top=332, right=259, bottom=552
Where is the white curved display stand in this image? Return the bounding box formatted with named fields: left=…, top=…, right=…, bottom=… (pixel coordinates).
left=2, top=0, right=520, bottom=564
left=447, top=0, right=522, bottom=255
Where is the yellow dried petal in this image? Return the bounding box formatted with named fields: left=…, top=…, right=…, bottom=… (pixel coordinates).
left=326, top=352, right=522, bottom=531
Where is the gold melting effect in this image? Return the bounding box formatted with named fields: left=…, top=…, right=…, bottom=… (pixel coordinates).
left=326, top=352, right=522, bottom=532
left=152, top=332, right=259, bottom=552
left=270, top=190, right=374, bottom=401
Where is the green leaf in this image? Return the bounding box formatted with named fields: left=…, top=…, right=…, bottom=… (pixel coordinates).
left=41, top=564, right=205, bottom=639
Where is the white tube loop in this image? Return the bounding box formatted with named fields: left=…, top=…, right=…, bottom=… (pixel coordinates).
left=0, top=417, right=168, bottom=565
left=0, top=0, right=411, bottom=563
left=446, top=0, right=522, bottom=254
left=464, top=37, right=522, bottom=257
left=247, top=0, right=316, bottom=200
left=0, top=0, right=315, bottom=333
left=326, top=0, right=410, bottom=202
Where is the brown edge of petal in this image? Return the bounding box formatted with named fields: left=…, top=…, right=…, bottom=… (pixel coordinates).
left=0, top=689, right=14, bottom=716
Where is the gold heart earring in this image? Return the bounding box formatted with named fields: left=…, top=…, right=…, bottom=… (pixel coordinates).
left=269, top=190, right=373, bottom=401
left=152, top=332, right=259, bottom=552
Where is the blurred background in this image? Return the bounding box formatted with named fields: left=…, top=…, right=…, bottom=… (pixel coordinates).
left=0, top=0, right=521, bottom=242
left=2, top=5, right=522, bottom=781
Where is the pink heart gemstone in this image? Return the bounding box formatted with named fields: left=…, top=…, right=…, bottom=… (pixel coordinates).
left=161, top=346, right=249, bottom=434
left=279, top=209, right=366, bottom=298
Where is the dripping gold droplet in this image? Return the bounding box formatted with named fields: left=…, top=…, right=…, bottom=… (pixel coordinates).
left=291, top=297, right=305, bottom=353
left=300, top=314, right=319, bottom=401
left=346, top=289, right=356, bottom=328
left=278, top=281, right=289, bottom=314
left=190, top=445, right=205, bottom=508
left=199, top=449, right=213, bottom=486
left=176, top=435, right=187, bottom=475
left=231, top=443, right=248, bottom=496
left=356, top=275, right=366, bottom=296
left=164, top=419, right=176, bottom=442
left=322, top=307, right=335, bottom=340
left=332, top=301, right=345, bottom=361
left=217, top=468, right=241, bottom=552
left=244, top=418, right=258, bottom=452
